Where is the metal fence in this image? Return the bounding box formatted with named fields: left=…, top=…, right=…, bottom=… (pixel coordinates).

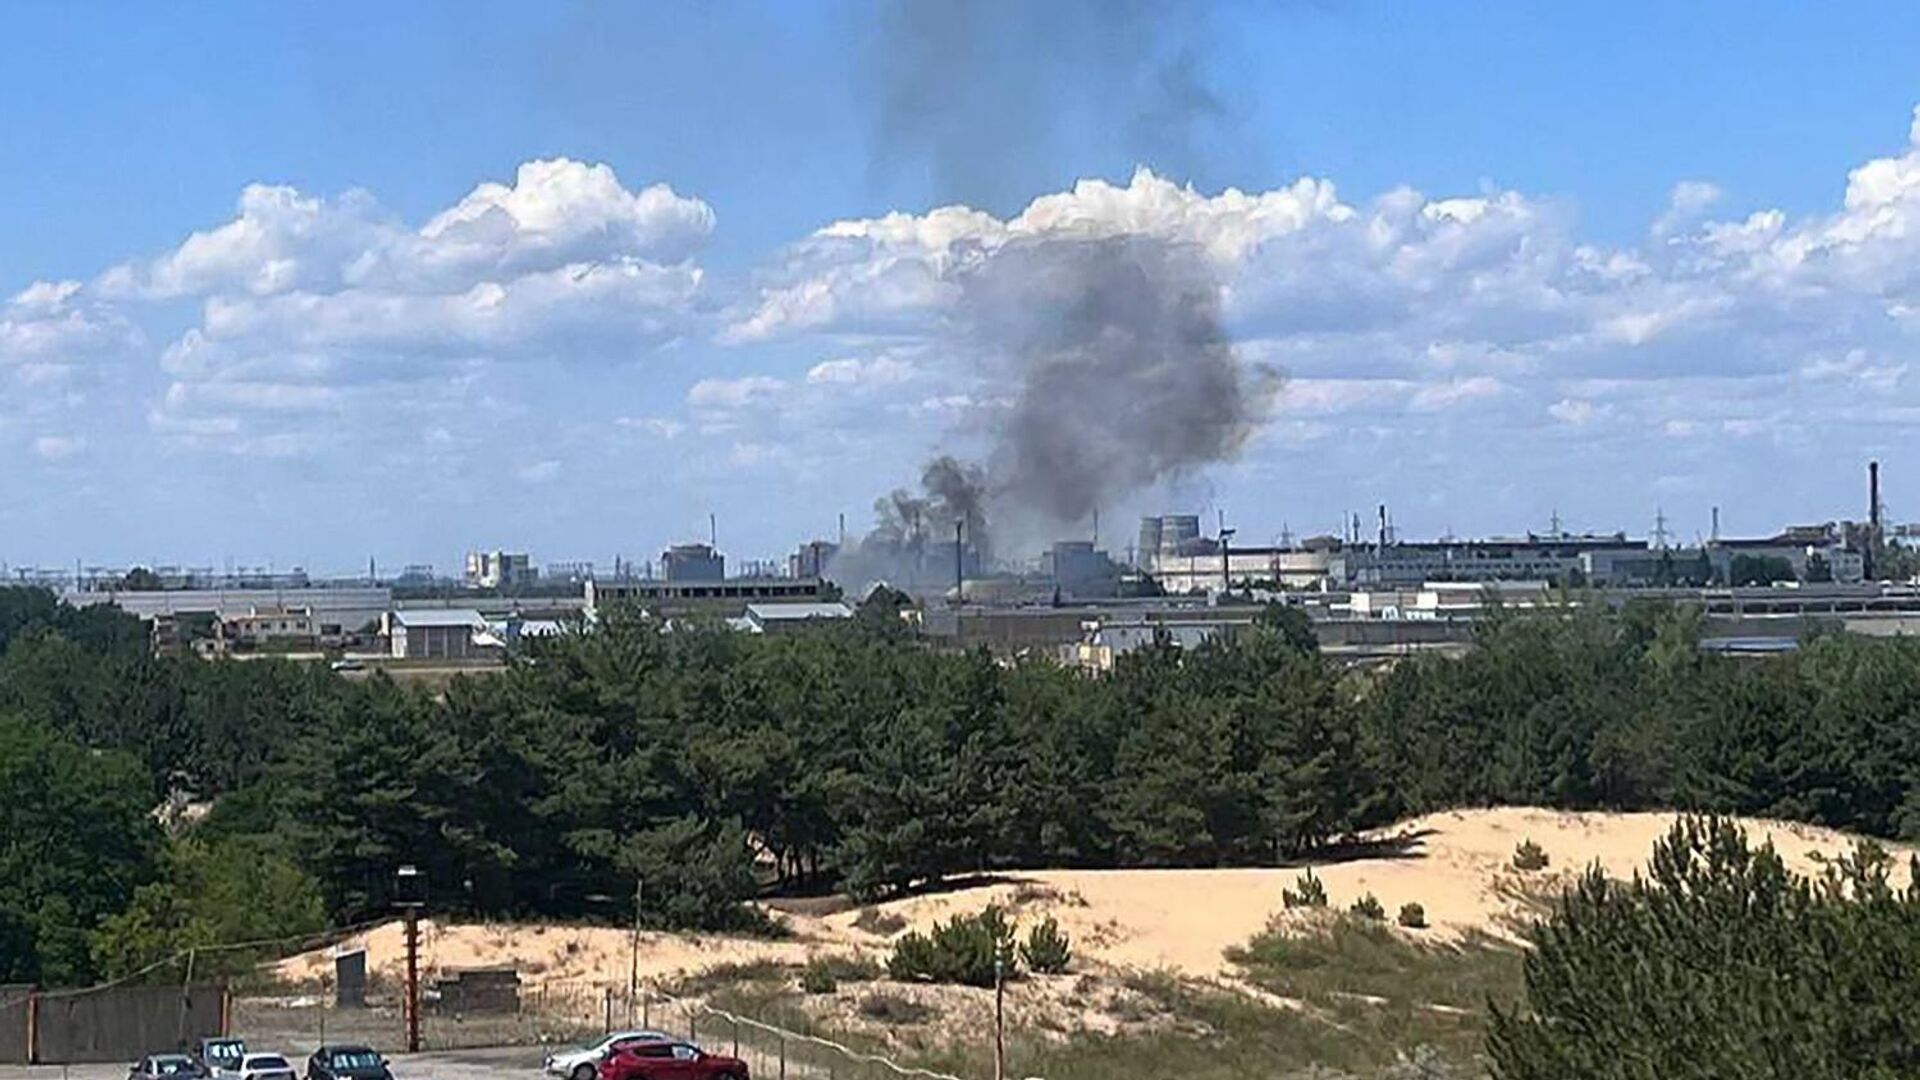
left=0, top=984, right=227, bottom=1064
left=227, top=980, right=964, bottom=1080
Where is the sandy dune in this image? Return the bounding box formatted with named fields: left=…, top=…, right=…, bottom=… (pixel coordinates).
left=279, top=807, right=1909, bottom=988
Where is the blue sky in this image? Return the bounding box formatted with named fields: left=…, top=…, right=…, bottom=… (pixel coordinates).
left=6, top=1, right=1920, bottom=574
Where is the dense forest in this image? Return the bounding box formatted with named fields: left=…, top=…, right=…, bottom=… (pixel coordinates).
left=10, top=585, right=1920, bottom=987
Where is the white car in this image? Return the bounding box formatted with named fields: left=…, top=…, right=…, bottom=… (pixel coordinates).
left=237, top=1055, right=297, bottom=1080
left=543, top=1032, right=672, bottom=1080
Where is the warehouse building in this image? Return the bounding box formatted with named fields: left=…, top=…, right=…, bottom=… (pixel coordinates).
left=386, top=608, right=494, bottom=660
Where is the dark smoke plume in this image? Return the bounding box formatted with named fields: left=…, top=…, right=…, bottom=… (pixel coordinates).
left=831, top=456, right=991, bottom=591
left=864, top=0, right=1254, bottom=211
left=962, top=235, right=1272, bottom=530
left=831, top=236, right=1279, bottom=590
left=830, top=0, right=1276, bottom=592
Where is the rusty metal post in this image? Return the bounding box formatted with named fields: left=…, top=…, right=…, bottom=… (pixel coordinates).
left=403, top=907, right=422, bottom=1053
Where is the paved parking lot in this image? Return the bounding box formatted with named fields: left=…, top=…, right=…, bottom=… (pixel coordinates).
left=0, top=1046, right=543, bottom=1080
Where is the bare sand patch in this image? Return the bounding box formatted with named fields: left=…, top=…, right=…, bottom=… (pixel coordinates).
left=279, top=807, right=1909, bottom=989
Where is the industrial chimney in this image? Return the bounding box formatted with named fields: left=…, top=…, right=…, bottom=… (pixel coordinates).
left=1871, top=461, right=1883, bottom=541
left=1868, top=461, right=1883, bottom=580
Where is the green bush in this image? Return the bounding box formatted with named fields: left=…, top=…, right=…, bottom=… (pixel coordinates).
left=1349, top=893, right=1386, bottom=921
left=799, top=957, right=838, bottom=994
left=887, top=904, right=1017, bottom=987
left=1283, top=867, right=1329, bottom=909
left=1511, top=838, right=1550, bottom=872
left=1397, top=902, right=1427, bottom=929
left=1489, top=817, right=1920, bottom=1080
left=1021, top=915, right=1072, bottom=974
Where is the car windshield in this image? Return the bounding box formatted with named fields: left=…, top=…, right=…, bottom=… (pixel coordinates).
left=331, top=1052, right=380, bottom=1070
left=205, top=1044, right=243, bottom=1066
left=155, top=1060, right=195, bottom=1074
left=248, top=1058, right=289, bottom=1071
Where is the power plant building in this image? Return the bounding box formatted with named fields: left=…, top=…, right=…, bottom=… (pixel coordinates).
left=662, top=543, right=725, bottom=582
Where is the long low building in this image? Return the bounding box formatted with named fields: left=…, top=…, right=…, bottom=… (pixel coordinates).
left=62, top=587, right=392, bottom=635
left=585, top=576, right=824, bottom=616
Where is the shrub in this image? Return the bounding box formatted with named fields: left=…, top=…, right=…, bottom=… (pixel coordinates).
left=1021, top=915, right=1072, bottom=974
left=799, top=958, right=838, bottom=994
left=858, top=991, right=932, bottom=1025
left=1397, top=902, right=1427, bottom=929
left=1283, top=867, right=1328, bottom=909
left=853, top=908, right=908, bottom=936
left=1350, top=893, right=1387, bottom=921
left=887, top=904, right=1017, bottom=987
left=1512, top=838, right=1550, bottom=872
left=1489, top=816, right=1920, bottom=1079
left=814, top=952, right=883, bottom=983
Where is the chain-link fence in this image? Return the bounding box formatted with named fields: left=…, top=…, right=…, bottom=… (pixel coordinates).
left=229, top=980, right=965, bottom=1080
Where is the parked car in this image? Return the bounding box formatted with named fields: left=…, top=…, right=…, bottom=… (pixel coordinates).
left=598, top=1041, right=747, bottom=1080
left=195, top=1038, right=246, bottom=1079
left=237, top=1053, right=298, bottom=1080
left=305, top=1045, right=392, bottom=1080
left=131, top=1055, right=210, bottom=1080
left=543, top=1031, right=673, bottom=1080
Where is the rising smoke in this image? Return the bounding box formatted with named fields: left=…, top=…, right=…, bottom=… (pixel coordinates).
left=832, top=1, right=1278, bottom=592
left=864, top=0, right=1255, bottom=212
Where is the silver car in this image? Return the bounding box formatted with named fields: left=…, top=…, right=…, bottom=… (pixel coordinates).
left=543, top=1031, right=672, bottom=1080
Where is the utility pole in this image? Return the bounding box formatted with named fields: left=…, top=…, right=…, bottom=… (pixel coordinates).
left=953, top=520, right=965, bottom=606
left=629, top=876, right=643, bottom=1025
left=992, top=952, right=1006, bottom=1080
left=396, top=865, right=426, bottom=1054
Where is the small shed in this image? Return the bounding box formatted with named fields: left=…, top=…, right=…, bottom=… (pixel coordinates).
left=429, top=968, right=520, bottom=1014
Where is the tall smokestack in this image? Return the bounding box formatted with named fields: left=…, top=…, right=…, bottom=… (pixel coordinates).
left=1869, top=460, right=1883, bottom=580
left=1871, top=461, right=1883, bottom=538
left=954, top=519, right=964, bottom=605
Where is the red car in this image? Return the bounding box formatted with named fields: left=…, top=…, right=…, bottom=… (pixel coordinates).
left=598, top=1041, right=747, bottom=1080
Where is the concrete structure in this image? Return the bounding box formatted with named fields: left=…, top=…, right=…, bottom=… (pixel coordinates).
left=1148, top=545, right=1341, bottom=593
left=62, top=587, right=390, bottom=635
left=1345, top=581, right=1553, bottom=619
left=1066, top=619, right=1224, bottom=672
left=220, top=606, right=317, bottom=646
left=735, top=601, right=854, bottom=633
left=662, top=543, right=725, bottom=582
left=1706, top=528, right=1864, bottom=585
left=429, top=968, right=520, bottom=1015
left=585, top=576, right=824, bottom=617
left=789, top=540, right=839, bottom=579
left=1042, top=541, right=1122, bottom=595
left=1337, top=534, right=1643, bottom=587
left=387, top=608, right=493, bottom=660
left=465, top=550, right=533, bottom=589
left=1, top=984, right=227, bottom=1064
